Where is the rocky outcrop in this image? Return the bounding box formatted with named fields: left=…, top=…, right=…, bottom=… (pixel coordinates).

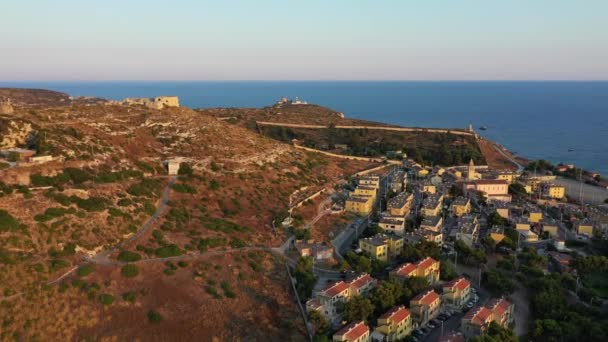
left=0, top=98, right=14, bottom=114
left=0, top=118, right=34, bottom=149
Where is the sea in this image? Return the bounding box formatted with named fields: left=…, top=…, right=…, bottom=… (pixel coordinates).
left=2, top=81, right=607, bottom=175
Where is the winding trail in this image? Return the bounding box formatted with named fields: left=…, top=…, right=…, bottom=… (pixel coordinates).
left=492, top=143, right=524, bottom=173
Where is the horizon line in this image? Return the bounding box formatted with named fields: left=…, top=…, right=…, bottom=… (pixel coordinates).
left=2, top=79, right=608, bottom=83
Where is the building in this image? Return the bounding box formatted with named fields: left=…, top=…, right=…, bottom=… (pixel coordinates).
left=387, top=192, right=413, bottom=217
left=359, top=234, right=403, bottom=262
left=114, top=96, right=180, bottom=109
left=29, top=155, right=54, bottom=163
left=354, top=186, right=378, bottom=200
left=466, top=159, right=480, bottom=180
left=527, top=207, right=543, bottom=223
left=488, top=226, right=506, bottom=243
left=309, top=274, right=377, bottom=321
left=346, top=196, right=374, bottom=215
left=333, top=321, right=370, bottom=342
left=463, top=179, right=511, bottom=202
left=410, top=289, right=441, bottom=326
left=491, top=171, right=519, bottom=184
left=166, top=159, right=181, bottom=175
left=452, top=215, right=479, bottom=246
left=378, top=216, right=406, bottom=236
left=413, top=166, right=429, bottom=178
left=541, top=219, right=559, bottom=238
left=348, top=273, right=378, bottom=297
left=390, top=257, right=440, bottom=284
left=422, top=182, right=437, bottom=194
left=514, top=217, right=531, bottom=231
left=518, top=229, right=539, bottom=243
left=548, top=252, right=572, bottom=273
left=420, top=215, right=443, bottom=232
left=494, top=202, right=510, bottom=219
left=371, top=306, right=413, bottom=342
left=294, top=240, right=334, bottom=261
left=451, top=197, right=471, bottom=217
left=442, top=277, right=472, bottom=309
left=544, top=183, right=566, bottom=199
left=389, top=170, right=407, bottom=193
left=461, top=298, right=514, bottom=338
left=403, top=230, right=443, bottom=247
left=359, top=175, right=381, bottom=189
left=576, top=220, right=594, bottom=237
left=422, top=194, right=443, bottom=217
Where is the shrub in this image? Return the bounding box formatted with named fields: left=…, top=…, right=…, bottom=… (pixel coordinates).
left=210, top=180, right=220, bottom=190
left=77, top=264, right=95, bottom=277
left=0, top=210, right=20, bottom=232
left=154, top=244, right=183, bottom=258
left=117, top=250, right=142, bottom=262
left=49, top=259, right=69, bottom=272
left=147, top=310, right=162, bottom=323
left=122, top=292, right=137, bottom=303
left=127, top=179, right=162, bottom=198
left=121, top=264, right=139, bottom=278
left=117, top=198, right=132, bottom=207
left=71, top=196, right=109, bottom=212
left=98, top=293, right=115, bottom=305
left=172, top=183, right=197, bottom=194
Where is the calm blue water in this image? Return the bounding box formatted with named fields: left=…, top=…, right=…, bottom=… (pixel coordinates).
left=3, top=81, right=608, bottom=175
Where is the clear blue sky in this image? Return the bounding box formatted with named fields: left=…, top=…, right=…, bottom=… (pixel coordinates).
left=2, top=0, right=607, bottom=80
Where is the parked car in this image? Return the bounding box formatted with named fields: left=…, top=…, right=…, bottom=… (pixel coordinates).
left=431, top=319, right=440, bottom=325
left=428, top=323, right=436, bottom=329
left=420, top=327, right=429, bottom=334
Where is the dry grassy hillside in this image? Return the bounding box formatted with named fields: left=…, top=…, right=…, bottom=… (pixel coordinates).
left=0, top=95, right=379, bottom=341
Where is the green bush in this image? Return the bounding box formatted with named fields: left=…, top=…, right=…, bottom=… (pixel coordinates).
left=122, top=292, right=137, bottom=303
left=0, top=210, right=20, bottom=232
left=49, top=259, right=69, bottom=272
left=98, top=293, right=115, bottom=305
left=117, top=250, right=142, bottom=262
left=127, top=179, right=162, bottom=198
left=210, top=180, right=220, bottom=190
left=121, top=264, right=140, bottom=278
left=172, top=183, right=197, bottom=194
left=71, top=196, right=108, bottom=212
left=117, top=198, right=132, bottom=207
left=154, top=244, right=183, bottom=258
left=147, top=310, right=162, bottom=323
left=77, top=264, right=95, bottom=277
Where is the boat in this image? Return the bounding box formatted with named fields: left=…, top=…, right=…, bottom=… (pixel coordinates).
left=479, top=126, right=488, bottom=131
left=568, top=148, right=574, bottom=152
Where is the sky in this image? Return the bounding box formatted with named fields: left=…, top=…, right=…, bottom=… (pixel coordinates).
left=1, top=0, right=607, bottom=81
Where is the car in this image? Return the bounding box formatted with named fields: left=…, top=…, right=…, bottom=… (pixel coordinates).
left=428, top=323, right=436, bottom=329
left=413, top=329, right=424, bottom=337
left=431, top=319, right=440, bottom=325
left=437, top=315, right=448, bottom=321
left=420, top=327, right=429, bottom=334
left=411, top=337, right=419, bottom=342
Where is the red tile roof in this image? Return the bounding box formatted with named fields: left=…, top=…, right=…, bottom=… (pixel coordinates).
left=322, top=281, right=349, bottom=297
left=335, top=321, right=369, bottom=341
left=466, top=179, right=509, bottom=185
left=416, top=256, right=438, bottom=270
left=486, top=298, right=512, bottom=317
left=412, top=289, right=440, bottom=306
left=379, top=306, right=411, bottom=325
left=394, top=263, right=417, bottom=277
left=464, top=306, right=493, bottom=326
left=444, top=277, right=470, bottom=292
left=348, top=273, right=375, bottom=292
left=438, top=333, right=465, bottom=342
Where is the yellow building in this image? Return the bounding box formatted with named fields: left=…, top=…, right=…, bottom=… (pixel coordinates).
left=488, top=227, right=506, bottom=243
left=372, top=306, right=413, bottom=342
left=544, top=184, right=566, bottom=199
left=422, top=194, right=443, bottom=217
left=462, top=299, right=514, bottom=339
left=333, top=321, right=370, bottom=342
left=576, top=221, right=594, bottom=237
left=442, top=277, right=472, bottom=309
left=541, top=220, right=559, bottom=237
left=453, top=170, right=463, bottom=178
left=528, top=210, right=543, bottom=223
left=359, top=175, right=381, bottom=189
left=518, top=229, right=538, bottom=242
left=414, top=166, right=429, bottom=178
left=387, top=192, right=413, bottom=217
left=359, top=234, right=403, bottom=262
left=451, top=197, right=471, bottom=217
left=345, top=196, right=374, bottom=215
left=354, top=186, right=377, bottom=200
left=410, top=290, right=441, bottom=326
left=514, top=218, right=530, bottom=231
left=492, top=171, right=518, bottom=184
left=422, top=183, right=436, bottom=194
left=390, top=257, right=440, bottom=284
left=420, top=215, right=443, bottom=232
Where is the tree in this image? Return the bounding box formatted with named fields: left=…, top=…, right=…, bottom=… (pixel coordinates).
left=370, top=281, right=404, bottom=313
left=294, top=256, right=317, bottom=299
left=404, top=277, right=430, bottom=298
left=343, top=296, right=374, bottom=323
left=440, top=260, right=458, bottom=281
left=470, top=321, right=517, bottom=342
left=482, top=270, right=515, bottom=296
left=308, top=310, right=329, bottom=336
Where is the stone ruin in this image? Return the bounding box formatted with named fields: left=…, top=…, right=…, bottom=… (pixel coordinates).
left=0, top=97, right=14, bottom=114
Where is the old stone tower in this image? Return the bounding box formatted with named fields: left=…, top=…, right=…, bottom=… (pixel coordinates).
left=467, top=158, right=476, bottom=180
left=0, top=98, right=14, bottom=114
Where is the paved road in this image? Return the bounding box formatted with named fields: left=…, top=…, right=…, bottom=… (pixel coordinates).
left=492, top=143, right=524, bottom=173
left=423, top=312, right=464, bottom=342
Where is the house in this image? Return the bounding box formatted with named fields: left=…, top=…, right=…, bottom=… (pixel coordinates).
left=452, top=215, right=479, bottom=246
left=488, top=226, right=506, bottom=243
left=494, top=202, right=510, bottom=219
left=527, top=207, right=543, bottom=223
left=371, top=306, right=413, bottom=342
left=390, top=257, right=440, bottom=284
left=346, top=196, right=374, bottom=215
left=420, top=215, right=443, bottom=232
left=463, top=179, right=511, bottom=202
left=442, top=277, right=472, bottom=309
left=451, top=197, right=471, bottom=217
left=166, top=159, right=181, bottom=175
left=389, top=170, right=407, bottom=193
left=403, top=230, right=443, bottom=247
left=544, top=183, right=566, bottom=199
left=461, top=298, right=514, bottom=338
left=541, top=219, right=559, bottom=238
left=387, top=192, right=413, bottom=217
left=410, top=289, right=441, bottom=326
left=333, top=321, right=370, bottom=342
left=312, top=281, right=351, bottom=318
left=430, top=174, right=443, bottom=186
left=491, top=171, right=518, bottom=184
left=348, top=273, right=378, bottom=297
left=294, top=240, right=334, bottom=261
left=422, top=182, right=437, bottom=194
left=413, top=166, right=429, bottom=178
left=354, top=186, right=378, bottom=200
left=576, top=220, right=594, bottom=237
left=422, top=194, right=443, bottom=217
left=518, top=229, right=539, bottom=243
left=359, top=175, right=381, bottom=189
left=359, top=234, right=403, bottom=262
left=514, top=217, right=531, bottom=231
left=378, top=216, right=405, bottom=236
left=548, top=252, right=572, bottom=273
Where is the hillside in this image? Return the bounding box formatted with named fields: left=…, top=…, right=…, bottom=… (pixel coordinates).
left=0, top=90, right=380, bottom=341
